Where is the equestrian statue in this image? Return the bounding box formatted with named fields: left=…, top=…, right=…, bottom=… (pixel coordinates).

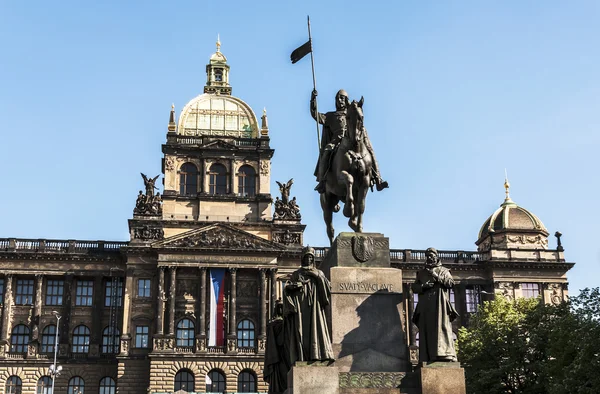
left=311, top=89, right=388, bottom=243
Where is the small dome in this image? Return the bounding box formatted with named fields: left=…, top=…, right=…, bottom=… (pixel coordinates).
left=477, top=199, right=548, bottom=241
left=210, top=51, right=227, bottom=63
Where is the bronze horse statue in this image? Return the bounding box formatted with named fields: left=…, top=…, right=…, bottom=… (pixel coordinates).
left=320, top=98, right=373, bottom=244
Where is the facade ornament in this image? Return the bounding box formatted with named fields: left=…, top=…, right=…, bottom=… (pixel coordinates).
left=549, top=283, right=563, bottom=305
left=133, top=173, right=163, bottom=216
left=497, top=282, right=514, bottom=300
left=272, top=230, right=301, bottom=245
left=555, top=231, right=564, bottom=251
left=170, top=228, right=265, bottom=249
left=260, top=160, right=270, bottom=175
left=133, top=225, right=164, bottom=240
left=165, top=156, right=175, bottom=171
left=274, top=179, right=301, bottom=220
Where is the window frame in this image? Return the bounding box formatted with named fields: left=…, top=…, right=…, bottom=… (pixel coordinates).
left=174, top=369, right=195, bottom=393
left=72, top=325, right=90, bottom=354
left=237, top=319, right=255, bottom=348
left=237, top=165, right=256, bottom=197
left=465, top=285, right=483, bottom=313
left=10, top=324, right=29, bottom=353
left=208, top=163, right=228, bottom=195
left=101, top=326, right=120, bottom=354
left=36, top=376, right=52, bottom=394
left=522, top=282, right=541, bottom=299
left=41, top=325, right=57, bottom=353
left=137, top=278, right=151, bottom=298
left=15, top=279, right=34, bottom=305
left=179, top=163, right=199, bottom=196
left=206, top=370, right=226, bottom=394
left=45, top=279, right=64, bottom=306
left=176, top=318, right=195, bottom=348
left=5, top=376, right=22, bottom=394
left=237, top=370, right=257, bottom=393
left=135, top=325, right=149, bottom=348
left=99, top=377, right=116, bottom=394
left=104, top=278, right=123, bottom=307
left=67, top=376, right=85, bottom=394
left=75, top=280, right=94, bottom=306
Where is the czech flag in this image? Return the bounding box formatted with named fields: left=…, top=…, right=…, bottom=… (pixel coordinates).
left=209, top=268, right=226, bottom=346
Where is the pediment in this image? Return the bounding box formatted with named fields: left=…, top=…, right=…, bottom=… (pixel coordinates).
left=152, top=224, right=285, bottom=252
left=201, top=139, right=238, bottom=150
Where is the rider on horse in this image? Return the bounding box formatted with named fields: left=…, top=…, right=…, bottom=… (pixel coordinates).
left=311, top=89, right=388, bottom=194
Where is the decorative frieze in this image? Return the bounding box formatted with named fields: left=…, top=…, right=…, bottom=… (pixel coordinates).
left=339, top=372, right=406, bottom=388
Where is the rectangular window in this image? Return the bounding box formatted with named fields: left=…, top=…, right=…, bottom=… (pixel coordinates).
left=15, top=279, right=34, bottom=305
left=105, top=279, right=123, bottom=307
left=75, top=280, right=94, bottom=306
left=0, top=278, right=4, bottom=304
left=522, top=283, right=541, bottom=299
left=449, top=288, right=456, bottom=308
left=412, top=293, right=419, bottom=312
left=45, top=280, right=64, bottom=306
left=135, top=326, right=149, bottom=348
left=465, top=285, right=482, bottom=313
left=138, top=279, right=151, bottom=298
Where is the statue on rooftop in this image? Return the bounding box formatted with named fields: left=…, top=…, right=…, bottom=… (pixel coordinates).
left=134, top=173, right=162, bottom=216
left=273, top=179, right=301, bottom=220
left=411, top=247, right=458, bottom=363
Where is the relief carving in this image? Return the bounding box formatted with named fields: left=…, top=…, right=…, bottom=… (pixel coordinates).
left=549, top=283, right=563, bottom=305
left=133, top=225, right=164, bottom=240
left=170, top=228, right=264, bottom=249
left=260, top=160, right=269, bottom=175
left=272, top=230, right=301, bottom=245
left=339, top=372, right=406, bottom=388
left=352, top=235, right=374, bottom=262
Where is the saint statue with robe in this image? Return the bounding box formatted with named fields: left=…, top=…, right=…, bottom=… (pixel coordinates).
left=412, top=247, right=458, bottom=363
left=283, top=246, right=334, bottom=364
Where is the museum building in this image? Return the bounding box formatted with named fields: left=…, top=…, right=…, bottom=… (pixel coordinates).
left=0, top=40, right=574, bottom=394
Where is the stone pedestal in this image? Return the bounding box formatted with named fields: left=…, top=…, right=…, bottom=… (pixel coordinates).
left=285, top=363, right=340, bottom=394
left=418, top=362, right=466, bottom=394
left=321, top=232, right=408, bottom=373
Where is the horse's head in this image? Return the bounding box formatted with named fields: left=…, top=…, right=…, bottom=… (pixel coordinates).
left=346, top=97, right=365, bottom=144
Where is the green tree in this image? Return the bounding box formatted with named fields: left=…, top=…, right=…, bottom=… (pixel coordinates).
left=457, top=288, right=600, bottom=394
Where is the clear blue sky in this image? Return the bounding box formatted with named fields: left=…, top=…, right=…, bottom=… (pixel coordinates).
left=1, top=1, right=598, bottom=295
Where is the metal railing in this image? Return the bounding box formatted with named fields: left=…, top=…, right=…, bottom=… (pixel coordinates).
left=313, top=247, right=485, bottom=263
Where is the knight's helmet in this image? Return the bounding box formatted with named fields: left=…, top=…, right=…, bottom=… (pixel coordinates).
left=336, top=89, right=349, bottom=100
left=302, top=246, right=316, bottom=263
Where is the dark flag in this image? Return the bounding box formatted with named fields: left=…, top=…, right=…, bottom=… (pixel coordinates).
left=290, top=40, right=312, bottom=64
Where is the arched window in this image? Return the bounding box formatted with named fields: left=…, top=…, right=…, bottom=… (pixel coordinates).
left=237, top=319, right=255, bottom=348
left=37, top=376, right=52, bottom=394
left=179, top=163, right=198, bottom=196
left=10, top=325, right=29, bottom=353
left=72, top=325, right=90, bottom=353
left=99, top=377, right=116, bottom=394
left=174, top=369, right=195, bottom=393
left=41, top=325, right=56, bottom=353
left=67, top=376, right=84, bottom=394
left=5, top=376, right=22, bottom=394
left=102, top=326, right=120, bottom=354
left=206, top=370, right=226, bottom=393
left=176, top=319, right=195, bottom=347
left=237, top=370, right=257, bottom=393
left=209, top=163, right=228, bottom=195
left=237, top=165, right=256, bottom=197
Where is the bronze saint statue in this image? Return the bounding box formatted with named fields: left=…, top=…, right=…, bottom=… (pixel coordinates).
left=411, top=248, right=458, bottom=363
left=310, top=90, right=388, bottom=243
left=283, top=246, right=334, bottom=364
left=264, top=300, right=289, bottom=394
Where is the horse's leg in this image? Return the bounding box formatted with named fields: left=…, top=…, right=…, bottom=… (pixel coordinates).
left=339, top=170, right=354, bottom=218
left=321, top=192, right=335, bottom=244
left=356, top=176, right=370, bottom=232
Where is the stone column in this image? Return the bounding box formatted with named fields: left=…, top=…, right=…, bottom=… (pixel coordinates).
left=227, top=268, right=237, bottom=353
left=229, top=159, right=235, bottom=194
left=269, top=268, right=277, bottom=320
left=91, top=276, right=103, bottom=345
left=156, top=267, right=166, bottom=335
left=120, top=270, right=134, bottom=355
left=259, top=269, right=267, bottom=339
left=168, top=266, right=177, bottom=336
left=59, top=275, right=73, bottom=350
left=0, top=275, right=14, bottom=344
left=196, top=267, right=207, bottom=352
left=31, top=274, right=43, bottom=342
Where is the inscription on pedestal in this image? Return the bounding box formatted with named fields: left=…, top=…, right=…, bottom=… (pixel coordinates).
left=338, top=282, right=395, bottom=293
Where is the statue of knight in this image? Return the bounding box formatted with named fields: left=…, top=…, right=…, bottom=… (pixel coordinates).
left=311, top=89, right=388, bottom=194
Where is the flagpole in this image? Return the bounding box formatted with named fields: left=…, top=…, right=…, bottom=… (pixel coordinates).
left=307, top=15, right=321, bottom=149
